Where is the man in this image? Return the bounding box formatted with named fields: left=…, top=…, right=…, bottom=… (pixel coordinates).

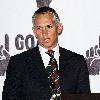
left=2, top=7, right=90, bottom=100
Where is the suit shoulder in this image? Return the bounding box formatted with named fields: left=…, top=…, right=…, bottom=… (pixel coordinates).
left=7, top=48, right=36, bottom=71
left=9, top=47, right=36, bottom=63
left=60, top=47, right=85, bottom=60
left=60, top=47, right=87, bottom=69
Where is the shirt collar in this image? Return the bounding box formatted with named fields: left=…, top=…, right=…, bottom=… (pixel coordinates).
left=38, top=44, right=60, bottom=69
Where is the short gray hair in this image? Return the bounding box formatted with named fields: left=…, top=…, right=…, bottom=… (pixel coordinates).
left=32, top=7, right=60, bottom=26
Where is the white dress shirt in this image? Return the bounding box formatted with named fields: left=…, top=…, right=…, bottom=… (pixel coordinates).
left=38, top=44, right=60, bottom=69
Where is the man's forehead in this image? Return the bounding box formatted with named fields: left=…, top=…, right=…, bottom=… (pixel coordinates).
left=34, top=14, right=55, bottom=24
left=35, top=23, right=54, bottom=27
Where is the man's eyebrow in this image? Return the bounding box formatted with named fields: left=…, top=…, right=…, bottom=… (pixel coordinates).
left=36, top=26, right=41, bottom=27
left=34, top=25, right=41, bottom=28
left=46, top=24, right=52, bottom=26
left=35, top=24, right=53, bottom=27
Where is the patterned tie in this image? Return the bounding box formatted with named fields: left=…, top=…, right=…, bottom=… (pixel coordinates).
left=45, top=50, right=61, bottom=98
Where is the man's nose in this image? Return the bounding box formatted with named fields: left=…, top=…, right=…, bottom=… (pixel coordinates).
left=42, top=27, right=48, bottom=35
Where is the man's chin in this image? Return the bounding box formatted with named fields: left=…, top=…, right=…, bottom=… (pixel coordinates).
left=41, top=44, right=57, bottom=50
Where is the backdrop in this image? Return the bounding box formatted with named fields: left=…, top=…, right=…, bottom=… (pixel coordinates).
left=0, top=0, right=100, bottom=99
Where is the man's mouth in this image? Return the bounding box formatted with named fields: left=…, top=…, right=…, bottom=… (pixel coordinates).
left=44, top=38, right=50, bottom=42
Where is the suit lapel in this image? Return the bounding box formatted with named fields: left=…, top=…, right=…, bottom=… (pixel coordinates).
left=59, top=47, right=67, bottom=73
left=31, top=46, right=46, bottom=73
left=29, top=46, right=51, bottom=90
left=59, top=47, right=70, bottom=92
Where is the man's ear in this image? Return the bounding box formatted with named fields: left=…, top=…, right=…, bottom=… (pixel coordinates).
left=32, top=27, right=37, bottom=38
left=57, top=23, right=63, bottom=35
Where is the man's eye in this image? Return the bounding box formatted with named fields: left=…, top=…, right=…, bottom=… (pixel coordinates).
left=36, top=27, right=41, bottom=30
left=47, top=25, right=52, bottom=28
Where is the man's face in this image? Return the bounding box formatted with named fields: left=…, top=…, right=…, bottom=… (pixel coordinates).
left=33, top=13, right=62, bottom=50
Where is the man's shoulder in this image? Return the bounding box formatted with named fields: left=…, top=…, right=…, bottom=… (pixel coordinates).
left=6, top=47, right=39, bottom=73
left=59, top=47, right=85, bottom=61
left=10, top=47, right=37, bottom=62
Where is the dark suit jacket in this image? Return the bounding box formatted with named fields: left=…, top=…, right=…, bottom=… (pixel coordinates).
left=2, top=46, right=90, bottom=100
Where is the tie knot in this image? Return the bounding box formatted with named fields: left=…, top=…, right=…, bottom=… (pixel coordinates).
left=46, top=50, right=54, bottom=58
